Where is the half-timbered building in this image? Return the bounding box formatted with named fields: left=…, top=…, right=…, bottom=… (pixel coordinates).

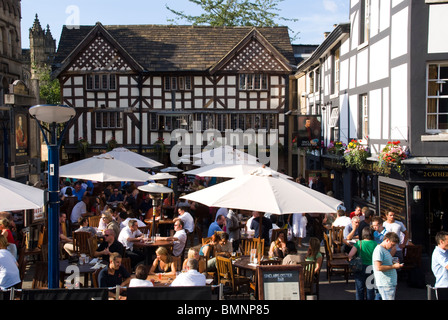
left=53, top=23, right=296, bottom=166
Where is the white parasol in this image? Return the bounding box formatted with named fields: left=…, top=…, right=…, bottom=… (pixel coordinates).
left=106, top=147, right=163, bottom=168
left=0, top=177, right=45, bottom=211
left=59, top=154, right=152, bottom=182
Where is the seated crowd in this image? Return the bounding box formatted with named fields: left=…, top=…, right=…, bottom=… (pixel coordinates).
left=0, top=176, right=414, bottom=302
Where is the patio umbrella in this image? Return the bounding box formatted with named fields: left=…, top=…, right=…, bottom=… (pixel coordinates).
left=184, top=163, right=293, bottom=180
left=193, top=145, right=258, bottom=166
left=0, top=177, right=45, bottom=211
left=59, top=154, right=152, bottom=182
left=106, top=147, right=163, bottom=168
left=180, top=167, right=342, bottom=215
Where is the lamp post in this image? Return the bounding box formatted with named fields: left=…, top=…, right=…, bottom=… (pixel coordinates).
left=29, top=104, right=76, bottom=288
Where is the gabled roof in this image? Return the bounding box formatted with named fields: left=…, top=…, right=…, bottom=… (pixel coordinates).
left=53, top=23, right=296, bottom=75
left=295, top=23, right=350, bottom=76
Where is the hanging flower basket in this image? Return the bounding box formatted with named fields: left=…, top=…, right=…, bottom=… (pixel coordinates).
left=77, top=137, right=89, bottom=154
left=106, top=137, right=118, bottom=151
left=343, top=140, right=370, bottom=171
left=327, top=140, right=346, bottom=156
left=374, top=141, right=408, bottom=176
left=153, top=137, right=166, bottom=160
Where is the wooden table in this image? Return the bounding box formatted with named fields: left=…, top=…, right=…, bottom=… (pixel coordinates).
left=133, top=238, right=174, bottom=265
left=146, top=273, right=175, bottom=287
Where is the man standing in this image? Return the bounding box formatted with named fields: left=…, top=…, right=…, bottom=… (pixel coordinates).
left=432, top=231, right=448, bottom=288
left=372, top=216, right=388, bottom=245
left=333, top=209, right=351, bottom=228
left=383, top=211, right=409, bottom=262
left=372, top=232, right=403, bottom=300
left=250, top=211, right=273, bottom=245
left=226, top=209, right=242, bottom=252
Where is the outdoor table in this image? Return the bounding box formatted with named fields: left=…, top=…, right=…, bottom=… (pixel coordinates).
left=146, top=273, right=175, bottom=287
left=133, top=238, right=174, bottom=265
left=59, top=259, right=106, bottom=288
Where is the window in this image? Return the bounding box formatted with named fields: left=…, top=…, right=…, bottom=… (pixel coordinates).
left=359, top=94, right=369, bottom=140
left=164, top=76, right=192, bottom=91
left=427, top=63, right=448, bottom=132
left=332, top=47, right=340, bottom=94
left=95, top=111, right=122, bottom=129
left=360, top=0, right=370, bottom=45
left=239, top=74, right=268, bottom=91
left=86, top=74, right=116, bottom=91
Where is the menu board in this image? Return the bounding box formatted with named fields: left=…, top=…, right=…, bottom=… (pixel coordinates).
left=378, top=178, right=408, bottom=224
left=257, top=265, right=304, bottom=300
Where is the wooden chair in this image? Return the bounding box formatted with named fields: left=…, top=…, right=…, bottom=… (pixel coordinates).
left=91, top=268, right=102, bottom=288
left=323, top=233, right=350, bottom=284
left=88, top=215, right=101, bottom=229
left=216, top=256, right=250, bottom=294
left=87, top=236, right=98, bottom=259
left=73, top=231, right=92, bottom=255
left=243, top=238, right=265, bottom=256
left=330, top=227, right=345, bottom=253
left=32, top=261, right=48, bottom=289
left=121, top=257, right=132, bottom=274
left=22, top=226, right=46, bottom=260
left=299, top=261, right=317, bottom=297
left=145, top=221, right=159, bottom=237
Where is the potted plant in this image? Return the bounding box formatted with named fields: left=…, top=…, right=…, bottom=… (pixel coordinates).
left=343, top=139, right=370, bottom=171
left=77, top=137, right=89, bottom=155
left=106, top=137, right=118, bottom=151
left=374, top=141, right=408, bottom=176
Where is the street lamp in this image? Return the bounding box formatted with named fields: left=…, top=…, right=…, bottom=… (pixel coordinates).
left=29, top=104, right=76, bottom=288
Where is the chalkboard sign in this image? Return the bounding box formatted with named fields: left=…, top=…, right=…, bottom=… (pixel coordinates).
left=257, top=265, right=304, bottom=300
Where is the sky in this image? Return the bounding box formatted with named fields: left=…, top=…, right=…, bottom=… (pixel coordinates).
left=20, top=0, right=350, bottom=49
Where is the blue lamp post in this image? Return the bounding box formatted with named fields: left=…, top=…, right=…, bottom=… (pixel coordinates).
left=29, top=104, right=76, bottom=288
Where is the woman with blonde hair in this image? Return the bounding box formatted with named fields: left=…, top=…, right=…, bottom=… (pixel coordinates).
left=305, top=237, right=323, bottom=274
left=268, top=230, right=287, bottom=259
left=149, top=246, right=177, bottom=276
left=182, top=247, right=206, bottom=274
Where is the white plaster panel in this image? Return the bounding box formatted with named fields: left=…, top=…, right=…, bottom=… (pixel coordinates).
left=380, top=0, right=391, bottom=32
left=73, top=76, right=83, bottom=85
left=369, top=89, right=382, bottom=139
left=382, top=87, right=390, bottom=139
left=428, top=4, right=448, bottom=53
left=390, top=64, right=408, bottom=140
left=369, top=36, right=390, bottom=82
left=357, top=49, right=368, bottom=86
left=391, top=7, right=409, bottom=60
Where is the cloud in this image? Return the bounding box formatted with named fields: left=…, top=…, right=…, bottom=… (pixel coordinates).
left=323, top=0, right=338, bottom=12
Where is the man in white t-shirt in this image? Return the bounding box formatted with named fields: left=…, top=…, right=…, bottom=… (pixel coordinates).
left=175, top=206, right=194, bottom=234
left=165, top=219, right=187, bottom=257
left=332, top=209, right=351, bottom=228
left=70, top=196, right=92, bottom=224
left=170, top=258, right=206, bottom=287
left=118, top=219, right=144, bottom=268
left=383, top=211, right=409, bottom=262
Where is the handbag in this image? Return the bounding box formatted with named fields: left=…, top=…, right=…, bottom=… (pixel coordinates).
left=349, top=240, right=363, bottom=273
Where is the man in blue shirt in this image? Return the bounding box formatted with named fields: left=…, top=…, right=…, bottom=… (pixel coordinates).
left=207, top=214, right=226, bottom=237
left=432, top=231, right=448, bottom=288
